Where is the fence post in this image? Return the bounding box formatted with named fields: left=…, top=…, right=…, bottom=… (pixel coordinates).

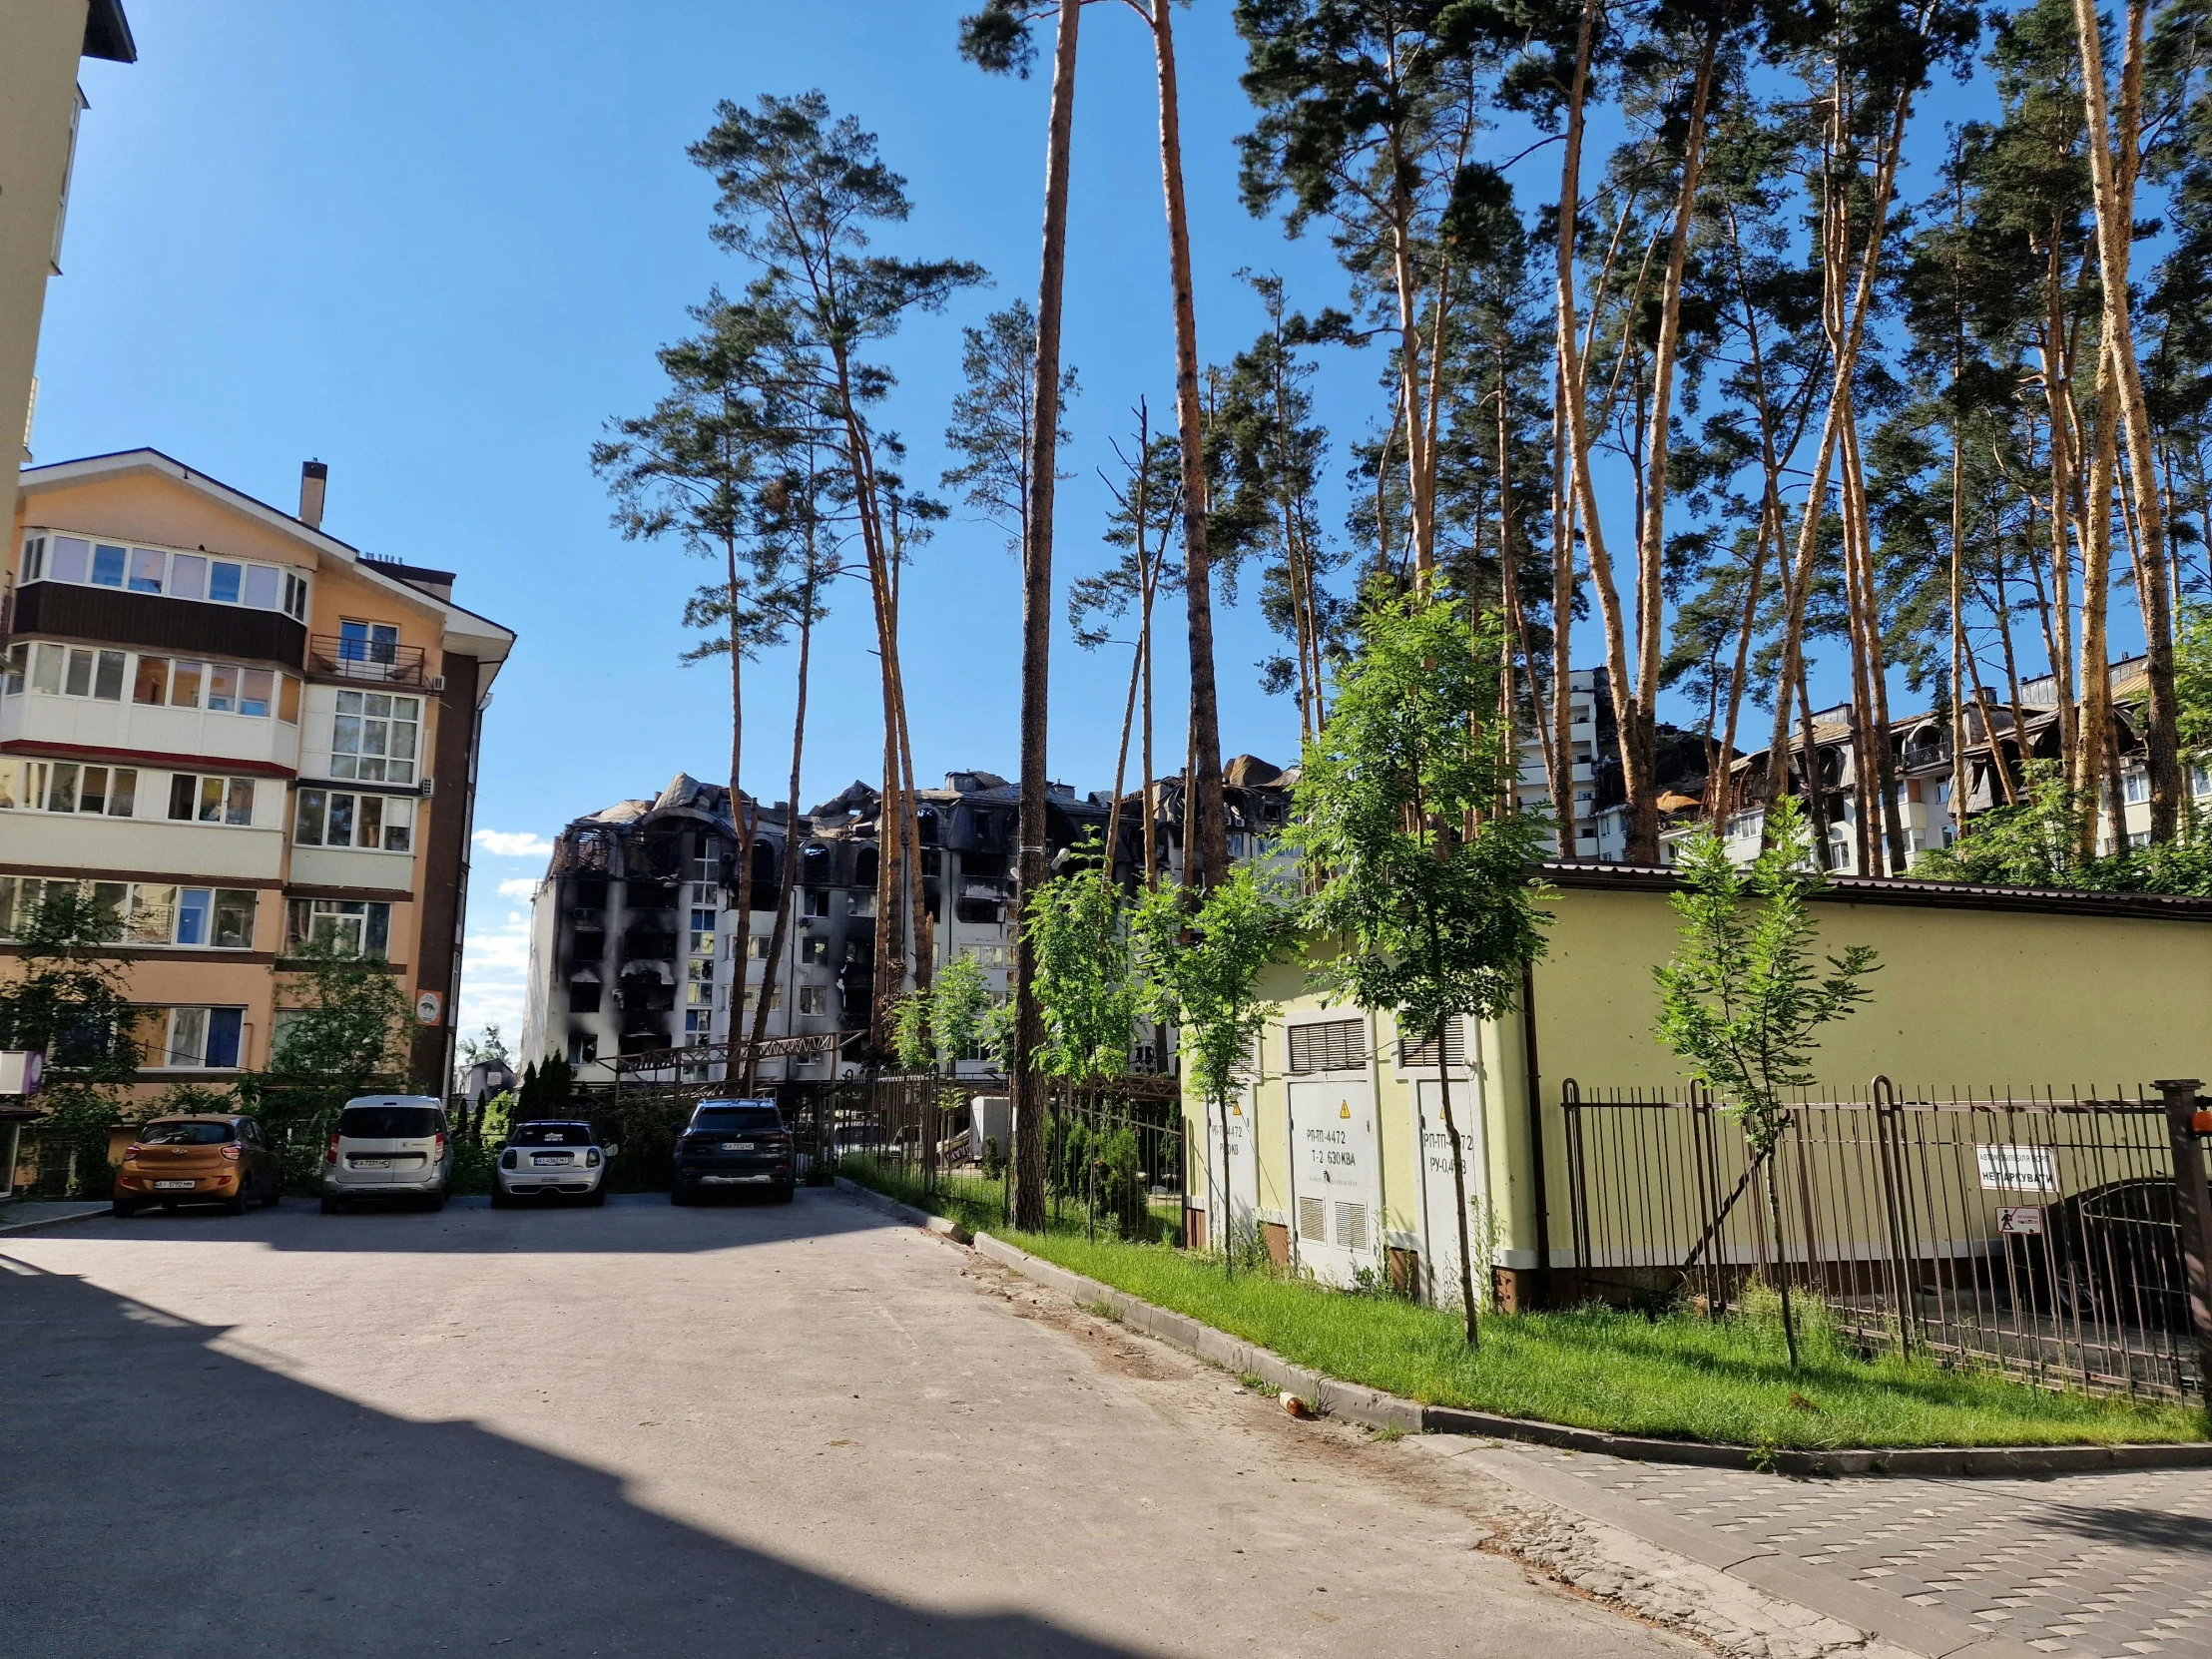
left=2158, top=1079, right=2212, bottom=1411
left=1872, top=1076, right=1914, bottom=1361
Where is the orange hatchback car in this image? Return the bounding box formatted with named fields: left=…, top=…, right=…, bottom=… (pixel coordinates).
left=113, top=1116, right=283, bottom=1217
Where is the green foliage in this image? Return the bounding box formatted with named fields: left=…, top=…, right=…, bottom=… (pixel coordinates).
left=0, top=886, right=143, bottom=1195
left=1130, top=863, right=1295, bottom=1114
left=1655, top=796, right=1880, bottom=1157
left=0, top=885, right=140, bottom=1080
left=891, top=952, right=995, bottom=1074
left=1291, top=593, right=1551, bottom=1044
left=2174, top=603, right=2212, bottom=761
left=477, top=1089, right=515, bottom=1143
left=272, top=936, right=410, bottom=1095
left=1912, top=764, right=2212, bottom=896
left=459, top=1024, right=511, bottom=1067
left=1024, top=844, right=1142, bottom=1083
left=516, top=1053, right=576, bottom=1119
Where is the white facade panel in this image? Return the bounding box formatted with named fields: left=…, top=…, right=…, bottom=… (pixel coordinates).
left=289, top=843, right=415, bottom=894
left=0, top=811, right=282, bottom=880
left=3, top=690, right=299, bottom=770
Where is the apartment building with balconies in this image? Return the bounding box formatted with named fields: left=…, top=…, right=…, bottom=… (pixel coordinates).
left=1, top=448, right=514, bottom=1092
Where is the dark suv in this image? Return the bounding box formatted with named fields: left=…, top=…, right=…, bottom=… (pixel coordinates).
left=671, top=1100, right=794, bottom=1204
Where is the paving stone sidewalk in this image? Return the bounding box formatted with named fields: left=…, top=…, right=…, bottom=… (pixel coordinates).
left=1474, top=1438, right=2212, bottom=1657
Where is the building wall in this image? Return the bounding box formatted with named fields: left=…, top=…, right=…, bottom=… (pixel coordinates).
left=5, top=456, right=509, bottom=1097
left=1197, top=880, right=2212, bottom=1306
left=0, top=0, right=93, bottom=525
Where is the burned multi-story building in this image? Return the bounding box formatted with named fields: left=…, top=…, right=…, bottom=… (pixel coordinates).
left=520, top=769, right=1119, bottom=1086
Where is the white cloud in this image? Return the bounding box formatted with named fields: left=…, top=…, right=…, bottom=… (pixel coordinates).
left=496, top=877, right=539, bottom=901
left=473, top=829, right=554, bottom=858
left=457, top=906, right=533, bottom=1054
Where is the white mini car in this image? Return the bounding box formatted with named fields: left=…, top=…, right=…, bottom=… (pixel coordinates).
left=492, top=1120, right=614, bottom=1207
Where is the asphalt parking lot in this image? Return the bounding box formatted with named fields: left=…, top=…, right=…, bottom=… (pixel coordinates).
left=0, top=1189, right=1692, bottom=1657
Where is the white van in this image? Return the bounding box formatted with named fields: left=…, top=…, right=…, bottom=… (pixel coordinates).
left=320, top=1095, right=453, bottom=1213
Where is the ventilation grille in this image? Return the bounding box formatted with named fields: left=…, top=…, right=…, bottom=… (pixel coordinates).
left=1287, top=1019, right=1364, bottom=1075
left=1336, top=1202, right=1369, bottom=1254
left=1398, top=1018, right=1465, bottom=1071
left=1298, top=1197, right=1327, bottom=1242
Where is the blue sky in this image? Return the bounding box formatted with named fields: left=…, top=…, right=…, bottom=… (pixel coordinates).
left=37, top=2, right=2028, bottom=1046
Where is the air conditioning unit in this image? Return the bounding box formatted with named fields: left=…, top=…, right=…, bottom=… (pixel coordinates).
left=419, top=776, right=435, bottom=798
left=429, top=674, right=446, bottom=692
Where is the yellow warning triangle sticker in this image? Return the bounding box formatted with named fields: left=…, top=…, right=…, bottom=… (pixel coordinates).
left=1340, top=1102, right=1352, bottom=1118
left=1231, top=1103, right=1243, bottom=1116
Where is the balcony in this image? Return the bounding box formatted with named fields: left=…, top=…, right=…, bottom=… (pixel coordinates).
left=306, top=634, right=429, bottom=687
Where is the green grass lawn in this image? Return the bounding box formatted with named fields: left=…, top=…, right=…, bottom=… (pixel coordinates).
left=999, top=1231, right=2206, bottom=1450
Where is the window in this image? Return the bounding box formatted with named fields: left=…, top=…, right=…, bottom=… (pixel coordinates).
left=686, top=957, right=713, bottom=985
left=804, top=888, right=830, bottom=918
left=2123, top=768, right=2150, bottom=805
left=747, top=934, right=774, bottom=960
left=1287, top=1018, right=1366, bottom=1075
left=148, top=1006, right=245, bottom=1069
left=2194, top=765, right=2212, bottom=799
left=284, top=898, right=392, bottom=958
left=338, top=620, right=400, bottom=667
left=293, top=788, right=412, bottom=851
left=687, top=978, right=715, bottom=1006
left=330, top=690, right=422, bottom=786
left=848, top=891, right=876, bottom=918
left=798, top=984, right=830, bottom=1016
left=0, top=877, right=253, bottom=947
left=1, top=760, right=137, bottom=817
left=740, top=984, right=783, bottom=1011
left=18, top=643, right=126, bottom=703
left=685, top=1008, right=713, bottom=1036
left=803, top=936, right=829, bottom=965
left=690, top=909, right=717, bottom=956
left=26, top=535, right=305, bottom=615
left=169, top=774, right=258, bottom=828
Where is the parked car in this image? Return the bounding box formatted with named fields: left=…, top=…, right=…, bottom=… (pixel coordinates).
left=113, top=1115, right=282, bottom=1217
left=671, top=1100, right=794, bottom=1203
left=493, top=1120, right=615, bottom=1207
left=320, top=1096, right=453, bottom=1213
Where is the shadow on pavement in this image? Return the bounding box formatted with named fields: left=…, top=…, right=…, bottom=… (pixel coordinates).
left=0, top=1250, right=1143, bottom=1658
left=44, top=1187, right=900, bottom=1256
left=2033, top=1496, right=2212, bottom=1556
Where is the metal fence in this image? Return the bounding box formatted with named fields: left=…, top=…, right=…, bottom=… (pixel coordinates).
left=1561, top=1078, right=2212, bottom=1402
left=824, top=1073, right=1187, bottom=1242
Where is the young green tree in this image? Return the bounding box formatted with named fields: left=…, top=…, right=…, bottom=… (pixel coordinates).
left=271, top=936, right=411, bottom=1099
left=1654, top=794, right=1879, bottom=1367
left=1131, top=861, right=1295, bottom=1272
left=1025, top=845, right=1142, bottom=1087
left=1289, top=591, right=1550, bottom=1344
left=0, top=885, right=142, bottom=1197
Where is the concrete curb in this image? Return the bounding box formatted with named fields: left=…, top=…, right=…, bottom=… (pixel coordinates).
left=832, top=1177, right=972, bottom=1246
left=968, top=1232, right=2212, bottom=1479
left=0, top=1202, right=112, bottom=1238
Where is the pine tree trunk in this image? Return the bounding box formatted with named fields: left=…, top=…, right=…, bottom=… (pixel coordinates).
left=745, top=557, right=817, bottom=1090
left=1011, top=0, right=1081, bottom=1234
left=1624, top=33, right=1718, bottom=865
left=1150, top=0, right=1229, bottom=891
left=2073, top=0, right=2183, bottom=839
left=724, top=534, right=756, bottom=1079
left=2078, top=344, right=2120, bottom=857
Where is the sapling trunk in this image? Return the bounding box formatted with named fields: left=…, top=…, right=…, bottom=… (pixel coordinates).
left=1763, top=1155, right=1801, bottom=1371
left=1437, top=1033, right=1478, bottom=1347
left=1220, top=1085, right=1236, bottom=1278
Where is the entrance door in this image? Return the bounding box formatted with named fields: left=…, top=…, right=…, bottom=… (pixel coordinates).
left=1202, top=1086, right=1261, bottom=1250
left=1412, top=1077, right=1487, bottom=1310
left=1288, top=1080, right=1380, bottom=1289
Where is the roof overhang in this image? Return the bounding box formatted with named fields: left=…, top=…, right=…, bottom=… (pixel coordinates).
left=85, top=0, right=136, bottom=62
left=18, top=448, right=515, bottom=675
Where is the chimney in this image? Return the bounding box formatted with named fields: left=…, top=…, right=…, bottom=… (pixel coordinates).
left=298, top=459, right=327, bottom=529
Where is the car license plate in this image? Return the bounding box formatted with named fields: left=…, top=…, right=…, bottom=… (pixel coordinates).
left=701, top=1173, right=773, bottom=1184
left=721, top=1142, right=755, bottom=1151
left=352, top=1157, right=391, bottom=1169
left=532, top=1155, right=570, bottom=1166
left=152, top=1179, right=196, bottom=1190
